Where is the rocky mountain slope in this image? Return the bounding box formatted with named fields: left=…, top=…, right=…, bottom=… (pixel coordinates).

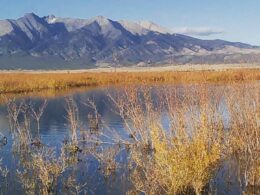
left=0, top=13, right=259, bottom=69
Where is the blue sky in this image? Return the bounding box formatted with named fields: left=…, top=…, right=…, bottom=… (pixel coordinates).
left=0, top=0, right=259, bottom=45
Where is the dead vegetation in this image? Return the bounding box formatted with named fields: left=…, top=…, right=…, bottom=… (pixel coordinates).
left=0, top=69, right=259, bottom=94
left=106, top=84, right=259, bottom=194
left=0, top=81, right=259, bottom=194
left=2, top=98, right=87, bottom=194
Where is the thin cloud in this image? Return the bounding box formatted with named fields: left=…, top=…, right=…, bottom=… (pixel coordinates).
left=171, top=27, right=224, bottom=36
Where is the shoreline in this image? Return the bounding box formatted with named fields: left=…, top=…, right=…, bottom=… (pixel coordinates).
left=0, top=64, right=259, bottom=74
left=0, top=68, right=259, bottom=94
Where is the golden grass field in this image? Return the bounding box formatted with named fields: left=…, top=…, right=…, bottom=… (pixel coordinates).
left=0, top=68, right=259, bottom=94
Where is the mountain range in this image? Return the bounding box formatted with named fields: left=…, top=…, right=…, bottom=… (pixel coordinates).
left=0, top=13, right=260, bottom=69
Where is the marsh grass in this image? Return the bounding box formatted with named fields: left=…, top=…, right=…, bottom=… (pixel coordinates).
left=106, top=86, right=224, bottom=194
left=225, top=85, right=260, bottom=192
left=0, top=69, right=259, bottom=94
left=105, top=84, right=259, bottom=194
left=0, top=81, right=259, bottom=194
left=3, top=98, right=88, bottom=195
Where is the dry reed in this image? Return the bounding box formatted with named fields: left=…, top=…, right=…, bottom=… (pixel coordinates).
left=0, top=80, right=259, bottom=194
left=105, top=84, right=259, bottom=194
left=0, top=69, right=259, bottom=94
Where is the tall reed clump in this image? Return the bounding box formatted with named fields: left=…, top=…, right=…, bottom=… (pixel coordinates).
left=225, top=84, right=260, bottom=192
left=17, top=148, right=65, bottom=195
left=108, top=85, right=228, bottom=194
left=4, top=98, right=85, bottom=194
left=146, top=113, right=223, bottom=195
left=6, top=99, right=32, bottom=152
left=107, top=83, right=260, bottom=194
left=5, top=99, right=63, bottom=194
